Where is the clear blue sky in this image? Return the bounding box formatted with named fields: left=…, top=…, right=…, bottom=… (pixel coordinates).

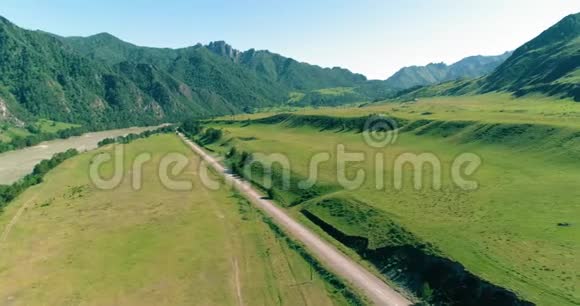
left=1, top=0, right=578, bottom=79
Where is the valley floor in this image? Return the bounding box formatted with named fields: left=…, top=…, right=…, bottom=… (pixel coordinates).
left=205, top=94, right=580, bottom=305
left=0, top=134, right=349, bottom=306
left=181, top=133, right=411, bottom=306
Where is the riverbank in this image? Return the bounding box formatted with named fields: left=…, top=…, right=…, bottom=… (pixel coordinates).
left=0, top=126, right=162, bottom=184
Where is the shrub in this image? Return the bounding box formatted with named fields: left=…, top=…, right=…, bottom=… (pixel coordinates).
left=200, top=128, right=223, bottom=144
left=179, top=118, right=202, bottom=135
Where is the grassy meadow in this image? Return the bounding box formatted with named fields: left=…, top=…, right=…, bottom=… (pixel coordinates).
left=0, top=134, right=352, bottom=306
left=205, top=94, right=580, bottom=305
left=34, top=119, right=80, bottom=134
left=0, top=126, right=29, bottom=142
left=0, top=119, right=80, bottom=143
left=229, top=93, right=580, bottom=127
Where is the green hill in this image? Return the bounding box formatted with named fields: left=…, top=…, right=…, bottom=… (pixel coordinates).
left=395, top=13, right=580, bottom=101
left=481, top=13, right=580, bottom=99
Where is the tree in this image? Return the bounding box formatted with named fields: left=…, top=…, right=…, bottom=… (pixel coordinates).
left=267, top=188, right=275, bottom=200
left=180, top=118, right=202, bottom=135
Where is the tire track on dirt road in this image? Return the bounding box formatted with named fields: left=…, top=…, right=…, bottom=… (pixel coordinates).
left=0, top=196, right=38, bottom=247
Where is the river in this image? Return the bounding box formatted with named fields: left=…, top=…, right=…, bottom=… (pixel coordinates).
left=0, top=126, right=160, bottom=185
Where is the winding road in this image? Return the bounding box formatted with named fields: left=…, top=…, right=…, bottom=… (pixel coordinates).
left=179, top=133, right=412, bottom=306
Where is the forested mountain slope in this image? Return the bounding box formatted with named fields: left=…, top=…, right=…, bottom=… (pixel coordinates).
left=0, top=16, right=371, bottom=128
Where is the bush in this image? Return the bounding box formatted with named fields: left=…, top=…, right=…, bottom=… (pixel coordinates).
left=179, top=118, right=202, bottom=135
left=200, top=128, right=223, bottom=144
left=266, top=188, right=275, bottom=200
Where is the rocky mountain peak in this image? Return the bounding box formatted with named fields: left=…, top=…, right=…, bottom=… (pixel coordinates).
left=206, top=41, right=241, bottom=62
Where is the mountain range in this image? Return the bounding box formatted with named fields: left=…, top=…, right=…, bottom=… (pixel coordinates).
left=0, top=16, right=373, bottom=128
left=0, top=12, right=578, bottom=128
left=384, top=52, right=513, bottom=89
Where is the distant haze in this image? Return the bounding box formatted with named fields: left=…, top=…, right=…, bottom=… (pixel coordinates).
left=0, top=0, right=578, bottom=79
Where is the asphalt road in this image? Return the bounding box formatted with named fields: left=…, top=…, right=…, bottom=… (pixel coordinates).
left=179, top=133, right=412, bottom=306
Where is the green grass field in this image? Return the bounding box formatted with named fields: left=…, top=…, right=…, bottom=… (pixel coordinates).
left=313, top=87, right=356, bottom=96
left=205, top=94, right=580, bottom=305
left=224, top=93, right=580, bottom=128
left=0, top=126, right=29, bottom=142
left=0, top=119, right=80, bottom=143
left=35, top=119, right=80, bottom=134
left=288, top=92, right=307, bottom=103
left=0, top=134, right=352, bottom=306
left=285, top=87, right=360, bottom=105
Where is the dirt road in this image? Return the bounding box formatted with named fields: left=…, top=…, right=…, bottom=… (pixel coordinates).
left=179, top=134, right=412, bottom=306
